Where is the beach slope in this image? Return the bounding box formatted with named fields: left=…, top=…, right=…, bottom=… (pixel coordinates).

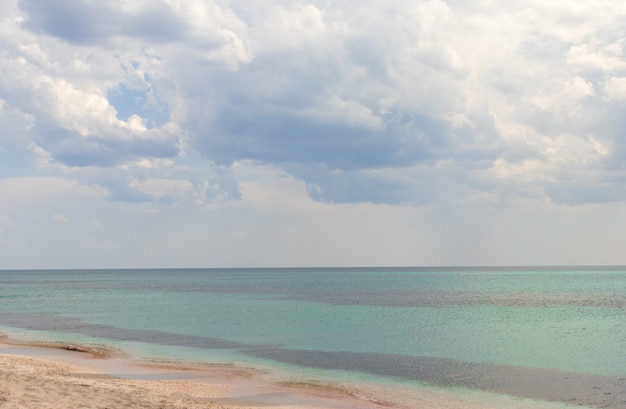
left=0, top=343, right=394, bottom=409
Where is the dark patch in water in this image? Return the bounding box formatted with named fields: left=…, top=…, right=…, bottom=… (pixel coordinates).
left=243, top=348, right=626, bottom=409
left=0, top=312, right=245, bottom=350
left=2, top=311, right=626, bottom=408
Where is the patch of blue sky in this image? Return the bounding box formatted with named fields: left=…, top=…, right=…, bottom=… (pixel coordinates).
left=107, top=84, right=169, bottom=128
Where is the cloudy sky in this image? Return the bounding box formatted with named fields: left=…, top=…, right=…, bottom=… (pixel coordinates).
left=2, top=0, right=626, bottom=269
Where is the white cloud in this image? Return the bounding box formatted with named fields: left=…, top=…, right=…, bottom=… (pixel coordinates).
left=53, top=213, right=70, bottom=223
left=302, top=96, right=385, bottom=131
left=566, top=43, right=626, bottom=74
left=249, top=3, right=331, bottom=52
left=603, top=77, right=626, bottom=100
left=3, top=0, right=626, bottom=267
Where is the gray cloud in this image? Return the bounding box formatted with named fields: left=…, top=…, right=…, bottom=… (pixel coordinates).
left=5, top=0, right=626, bottom=208
left=32, top=124, right=180, bottom=168
left=4, top=0, right=626, bottom=269
left=18, top=0, right=187, bottom=45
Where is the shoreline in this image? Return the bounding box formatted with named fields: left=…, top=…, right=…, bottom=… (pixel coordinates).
left=0, top=338, right=388, bottom=409
left=0, top=335, right=599, bottom=409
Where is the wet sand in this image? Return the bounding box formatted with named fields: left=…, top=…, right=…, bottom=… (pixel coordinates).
left=0, top=343, right=382, bottom=409
left=0, top=338, right=601, bottom=409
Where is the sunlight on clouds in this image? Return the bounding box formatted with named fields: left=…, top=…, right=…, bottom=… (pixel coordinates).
left=4, top=0, right=626, bottom=266
left=490, top=158, right=549, bottom=184
left=546, top=134, right=609, bottom=167
left=125, top=114, right=148, bottom=132
left=41, top=78, right=116, bottom=136
left=566, top=43, right=626, bottom=74
left=127, top=157, right=177, bottom=170
left=163, top=0, right=252, bottom=67
left=602, top=77, right=626, bottom=100
left=16, top=42, right=46, bottom=64
left=255, top=3, right=329, bottom=51
left=303, top=96, right=385, bottom=131
left=532, top=77, right=593, bottom=112
left=490, top=130, right=609, bottom=185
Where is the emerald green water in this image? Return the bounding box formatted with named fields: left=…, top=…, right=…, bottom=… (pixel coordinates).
left=0, top=267, right=625, bottom=406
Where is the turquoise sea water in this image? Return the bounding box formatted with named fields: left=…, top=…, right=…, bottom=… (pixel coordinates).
left=0, top=267, right=625, bottom=407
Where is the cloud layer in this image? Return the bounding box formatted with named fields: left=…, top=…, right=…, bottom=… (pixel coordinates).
left=2, top=0, right=626, bottom=267
left=3, top=0, right=626, bottom=206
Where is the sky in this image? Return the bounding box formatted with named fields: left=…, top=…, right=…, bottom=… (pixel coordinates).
left=2, top=0, right=626, bottom=269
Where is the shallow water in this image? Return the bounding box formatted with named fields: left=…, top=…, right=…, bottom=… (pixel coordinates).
left=0, top=267, right=625, bottom=407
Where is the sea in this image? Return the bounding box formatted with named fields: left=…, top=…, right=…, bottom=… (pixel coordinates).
left=0, top=267, right=624, bottom=408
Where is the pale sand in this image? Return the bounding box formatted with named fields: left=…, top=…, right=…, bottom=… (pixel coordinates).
left=0, top=338, right=408, bottom=409
left=0, top=341, right=587, bottom=409
left=0, top=351, right=377, bottom=409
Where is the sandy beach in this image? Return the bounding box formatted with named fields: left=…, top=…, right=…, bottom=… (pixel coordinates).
left=0, top=339, right=405, bottom=409
left=0, top=338, right=598, bottom=409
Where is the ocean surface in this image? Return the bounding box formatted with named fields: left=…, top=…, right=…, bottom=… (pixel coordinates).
left=0, top=267, right=625, bottom=408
